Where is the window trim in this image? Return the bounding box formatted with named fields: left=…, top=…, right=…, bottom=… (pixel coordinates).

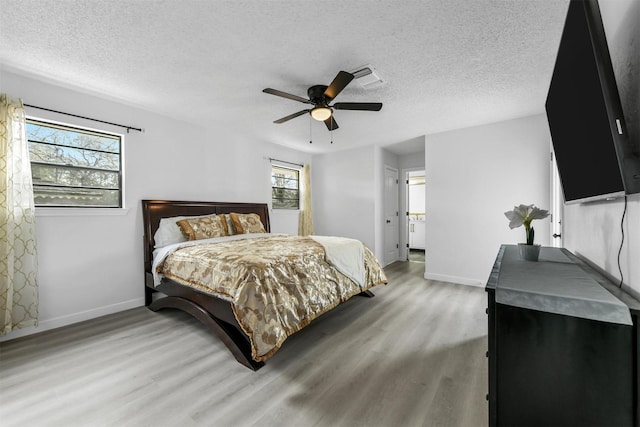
left=35, top=207, right=130, bottom=217
left=26, top=116, right=125, bottom=209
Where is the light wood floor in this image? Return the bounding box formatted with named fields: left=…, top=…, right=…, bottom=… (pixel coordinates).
left=0, top=261, right=488, bottom=427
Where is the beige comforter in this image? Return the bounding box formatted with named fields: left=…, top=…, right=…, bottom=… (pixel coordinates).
left=155, top=234, right=387, bottom=362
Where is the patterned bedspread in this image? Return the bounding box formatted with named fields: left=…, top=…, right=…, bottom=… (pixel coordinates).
left=155, top=234, right=388, bottom=362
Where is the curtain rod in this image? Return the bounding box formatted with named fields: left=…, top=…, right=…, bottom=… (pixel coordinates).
left=268, top=157, right=303, bottom=168
left=24, top=104, right=144, bottom=133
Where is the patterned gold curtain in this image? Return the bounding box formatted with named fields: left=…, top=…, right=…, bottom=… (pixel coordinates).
left=298, top=163, right=314, bottom=236
left=0, top=94, right=39, bottom=335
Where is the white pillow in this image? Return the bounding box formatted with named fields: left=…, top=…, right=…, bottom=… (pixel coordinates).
left=153, top=213, right=236, bottom=248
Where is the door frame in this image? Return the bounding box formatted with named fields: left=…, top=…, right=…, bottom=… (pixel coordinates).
left=384, top=165, right=400, bottom=266
left=550, top=149, right=564, bottom=248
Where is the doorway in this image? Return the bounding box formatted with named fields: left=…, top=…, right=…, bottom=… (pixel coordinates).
left=406, top=170, right=426, bottom=263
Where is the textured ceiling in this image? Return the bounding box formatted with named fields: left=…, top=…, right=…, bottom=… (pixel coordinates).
left=0, top=0, right=569, bottom=154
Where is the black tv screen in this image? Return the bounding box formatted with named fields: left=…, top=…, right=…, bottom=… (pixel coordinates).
left=545, top=0, right=638, bottom=203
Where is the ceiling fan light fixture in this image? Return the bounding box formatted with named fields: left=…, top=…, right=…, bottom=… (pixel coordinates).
left=310, top=106, right=332, bottom=121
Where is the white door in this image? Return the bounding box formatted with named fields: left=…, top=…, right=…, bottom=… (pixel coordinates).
left=550, top=150, right=563, bottom=248
left=384, top=166, right=399, bottom=265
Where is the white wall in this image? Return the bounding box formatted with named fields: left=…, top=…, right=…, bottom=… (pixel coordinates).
left=312, top=145, right=377, bottom=256
left=312, top=144, right=402, bottom=264
left=0, top=69, right=309, bottom=340
left=562, top=0, right=640, bottom=294
left=425, top=114, right=551, bottom=286
left=398, top=144, right=426, bottom=171
left=409, top=181, right=426, bottom=214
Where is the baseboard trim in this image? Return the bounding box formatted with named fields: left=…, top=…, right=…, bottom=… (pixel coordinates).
left=424, top=272, right=485, bottom=288
left=0, top=297, right=145, bottom=342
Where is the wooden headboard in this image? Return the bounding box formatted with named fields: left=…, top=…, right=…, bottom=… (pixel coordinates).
left=141, top=200, right=270, bottom=302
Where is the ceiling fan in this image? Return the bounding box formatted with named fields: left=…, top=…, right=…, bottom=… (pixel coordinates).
left=263, top=71, right=383, bottom=131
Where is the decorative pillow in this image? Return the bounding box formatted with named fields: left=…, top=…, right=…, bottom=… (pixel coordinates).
left=154, top=214, right=204, bottom=248
left=229, top=212, right=267, bottom=234
left=223, top=214, right=235, bottom=236
left=177, top=214, right=229, bottom=241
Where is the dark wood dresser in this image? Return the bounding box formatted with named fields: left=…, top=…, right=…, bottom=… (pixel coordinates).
left=486, top=245, right=640, bottom=426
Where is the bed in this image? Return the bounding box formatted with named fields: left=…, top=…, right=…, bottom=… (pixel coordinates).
left=142, top=200, right=387, bottom=370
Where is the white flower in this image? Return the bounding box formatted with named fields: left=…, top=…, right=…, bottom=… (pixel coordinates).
left=504, top=204, right=550, bottom=245
left=504, top=204, right=549, bottom=229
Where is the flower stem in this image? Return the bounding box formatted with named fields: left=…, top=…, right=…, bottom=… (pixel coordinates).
left=526, top=226, right=535, bottom=245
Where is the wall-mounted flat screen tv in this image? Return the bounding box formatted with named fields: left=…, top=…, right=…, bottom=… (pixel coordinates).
left=545, top=0, right=640, bottom=204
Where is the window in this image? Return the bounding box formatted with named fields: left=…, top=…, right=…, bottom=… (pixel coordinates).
left=271, top=165, right=299, bottom=209
left=26, top=119, right=123, bottom=208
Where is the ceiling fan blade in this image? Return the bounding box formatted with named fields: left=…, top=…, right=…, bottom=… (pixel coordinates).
left=324, top=71, right=354, bottom=100
left=274, top=109, right=310, bottom=124
left=263, top=88, right=313, bottom=104
left=324, top=116, right=339, bottom=131
left=333, top=102, right=383, bottom=111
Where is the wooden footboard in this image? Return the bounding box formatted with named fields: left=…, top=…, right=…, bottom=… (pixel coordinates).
left=358, top=290, right=375, bottom=298
left=150, top=279, right=264, bottom=370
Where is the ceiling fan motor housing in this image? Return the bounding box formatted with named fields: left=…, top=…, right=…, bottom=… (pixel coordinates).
left=308, top=85, right=330, bottom=105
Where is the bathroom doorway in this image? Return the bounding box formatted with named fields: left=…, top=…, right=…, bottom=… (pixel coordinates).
left=406, top=170, right=425, bottom=263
